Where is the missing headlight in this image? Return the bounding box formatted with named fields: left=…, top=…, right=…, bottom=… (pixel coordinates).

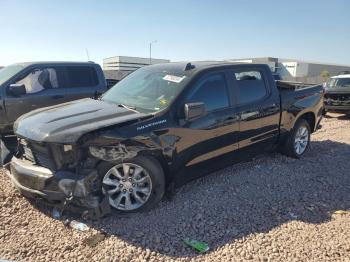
left=89, top=144, right=137, bottom=161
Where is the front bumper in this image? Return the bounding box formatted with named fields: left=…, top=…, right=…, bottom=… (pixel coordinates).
left=6, top=157, right=67, bottom=201
left=324, top=93, right=350, bottom=113
left=6, top=156, right=100, bottom=208
left=324, top=104, right=350, bottom=113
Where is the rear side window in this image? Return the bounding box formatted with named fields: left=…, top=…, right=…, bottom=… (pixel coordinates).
left=234, top=70, right=267, bottom=104
left=65, top=66, right=99, bottom=88
left=187, top=73, right=229, bottom=111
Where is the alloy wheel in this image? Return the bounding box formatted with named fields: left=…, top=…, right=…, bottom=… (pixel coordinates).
left=294, top=126, right=309, bottom=155
left=102, top=163, right=152, bottom=211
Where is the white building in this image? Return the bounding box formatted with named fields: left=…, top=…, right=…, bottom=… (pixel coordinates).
left=103, top=56, right=170, bottom=71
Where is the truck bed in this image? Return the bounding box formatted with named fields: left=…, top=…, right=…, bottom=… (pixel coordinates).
left=277, top=80, right=324, bottom=133
left=276, top=80, right=319, bottom=90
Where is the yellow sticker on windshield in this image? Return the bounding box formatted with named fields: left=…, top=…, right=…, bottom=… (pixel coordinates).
left=159, top=99, right=168, bottom=106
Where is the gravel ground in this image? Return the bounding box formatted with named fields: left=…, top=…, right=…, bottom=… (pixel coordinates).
left=1, top=113, right=350, bottom=262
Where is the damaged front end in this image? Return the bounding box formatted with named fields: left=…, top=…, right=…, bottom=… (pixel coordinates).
left=1, top=136, right=17, bottom=167
left=4, top=138, right=112, bottom=217
left=4, top=134, right=153, bottom=218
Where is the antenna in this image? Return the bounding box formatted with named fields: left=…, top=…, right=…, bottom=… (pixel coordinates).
left=184, top=62, right=195, bottom=71
left=85, top=48, right=90, bottom=61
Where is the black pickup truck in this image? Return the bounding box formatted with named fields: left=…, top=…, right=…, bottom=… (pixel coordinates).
left=3, top=62, right=324, bottom=215
left=0, top=61, right=107, bottom=135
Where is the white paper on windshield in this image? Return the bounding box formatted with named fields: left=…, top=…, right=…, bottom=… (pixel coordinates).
left=163, top=75, right=186, bottom=83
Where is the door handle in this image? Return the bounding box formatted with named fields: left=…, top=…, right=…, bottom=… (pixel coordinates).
left=223, top=116, right=239, bottom=124
left=51, top=95, right=64, bottom=99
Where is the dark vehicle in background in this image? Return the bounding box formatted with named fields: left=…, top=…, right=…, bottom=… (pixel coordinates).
left=106, top=79, right=119, bottom=89
left=0, top=62, right=107, bottom=135
left=324, top=74, right=350, bottom=115
left=4, top=62, right=323, bottom=214
left=272, top=73, right=282, bottom=81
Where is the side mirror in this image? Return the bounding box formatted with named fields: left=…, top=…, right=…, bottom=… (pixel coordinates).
left=184, top=102, right=206, bottom=121
left=8, top=84, right=26, bottom=96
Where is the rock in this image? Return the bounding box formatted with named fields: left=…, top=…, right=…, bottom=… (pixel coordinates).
left=0, top=114, right=350, bottom=261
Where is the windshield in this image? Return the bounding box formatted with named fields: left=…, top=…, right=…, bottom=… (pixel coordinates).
left=102, top=67, right=190, bottom=113
left=326, top=77, right=350, bottom=89
left=0, top=65, right=24, bottom=86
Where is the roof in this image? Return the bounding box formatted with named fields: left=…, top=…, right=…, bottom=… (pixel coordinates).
left=13, top=61, right=97, bottom=67
left=103, top=61, right=269, bottom=81
left=146, top=61, right=248, bottom=74
left=331, top=74, right=350, bottom=79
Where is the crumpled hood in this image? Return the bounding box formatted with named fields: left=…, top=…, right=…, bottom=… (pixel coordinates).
left=14, top=98, right=148, bottom=144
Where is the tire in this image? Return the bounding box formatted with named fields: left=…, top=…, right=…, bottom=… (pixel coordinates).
left=98, top=155, right=165, bottom=213
left=282, top=119, right=311, bottom=159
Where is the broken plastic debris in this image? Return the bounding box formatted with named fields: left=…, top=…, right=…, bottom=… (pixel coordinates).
left=183, top=238, right=209, bottom=253
left=69, top=220, right=89, bottom=231
left=288, top=212, right=298, bottom=220
left=52, top=208, right=61, bottom=220
left=333, top=210, right=348, bottom=215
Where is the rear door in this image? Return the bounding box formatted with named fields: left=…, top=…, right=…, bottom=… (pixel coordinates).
left=230, top=67, right=280, bottom=154
left=60, top=65, right=105, bottom=101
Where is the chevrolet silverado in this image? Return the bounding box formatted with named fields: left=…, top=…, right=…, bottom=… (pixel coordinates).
left=3, top=62, right=324, bottom=215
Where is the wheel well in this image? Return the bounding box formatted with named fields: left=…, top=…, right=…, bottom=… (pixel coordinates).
left=138, top=151, right=170, bottom=181
left=298, top=112, right=316, bottom=132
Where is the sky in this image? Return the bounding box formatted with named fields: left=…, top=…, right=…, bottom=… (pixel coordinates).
left=1, top=0, right=350, bottom=66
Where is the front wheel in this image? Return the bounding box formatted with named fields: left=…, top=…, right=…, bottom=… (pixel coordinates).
left=282, top=119, right=311, bottom=158
left=99, top=155, right=165, bottom=213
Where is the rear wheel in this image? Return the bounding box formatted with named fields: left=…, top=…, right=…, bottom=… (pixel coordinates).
left=282, top=119, right=311, bottom=158
left=99, top=156, right=165, bottom=213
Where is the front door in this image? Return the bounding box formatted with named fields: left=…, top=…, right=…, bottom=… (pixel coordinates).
left=171, top=71, right=240, bottom=177
left=4, top=66, right=68, bottom=127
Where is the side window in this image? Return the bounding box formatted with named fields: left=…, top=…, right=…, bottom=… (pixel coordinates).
left=187, top=73, right=229, bottom=111
left=15, top=68, right=58, bottom=94
left=65, top=66, right=99, bottom=88
left=234, top=70, right=267, bottom=104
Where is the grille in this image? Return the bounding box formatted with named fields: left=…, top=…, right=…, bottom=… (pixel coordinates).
left=325, top=93, right=350, bottom=105
left=20, top=139, right=56, bottom=170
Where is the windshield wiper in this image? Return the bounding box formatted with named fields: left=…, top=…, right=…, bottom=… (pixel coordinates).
left=118, top=104, right=138, bottom=112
